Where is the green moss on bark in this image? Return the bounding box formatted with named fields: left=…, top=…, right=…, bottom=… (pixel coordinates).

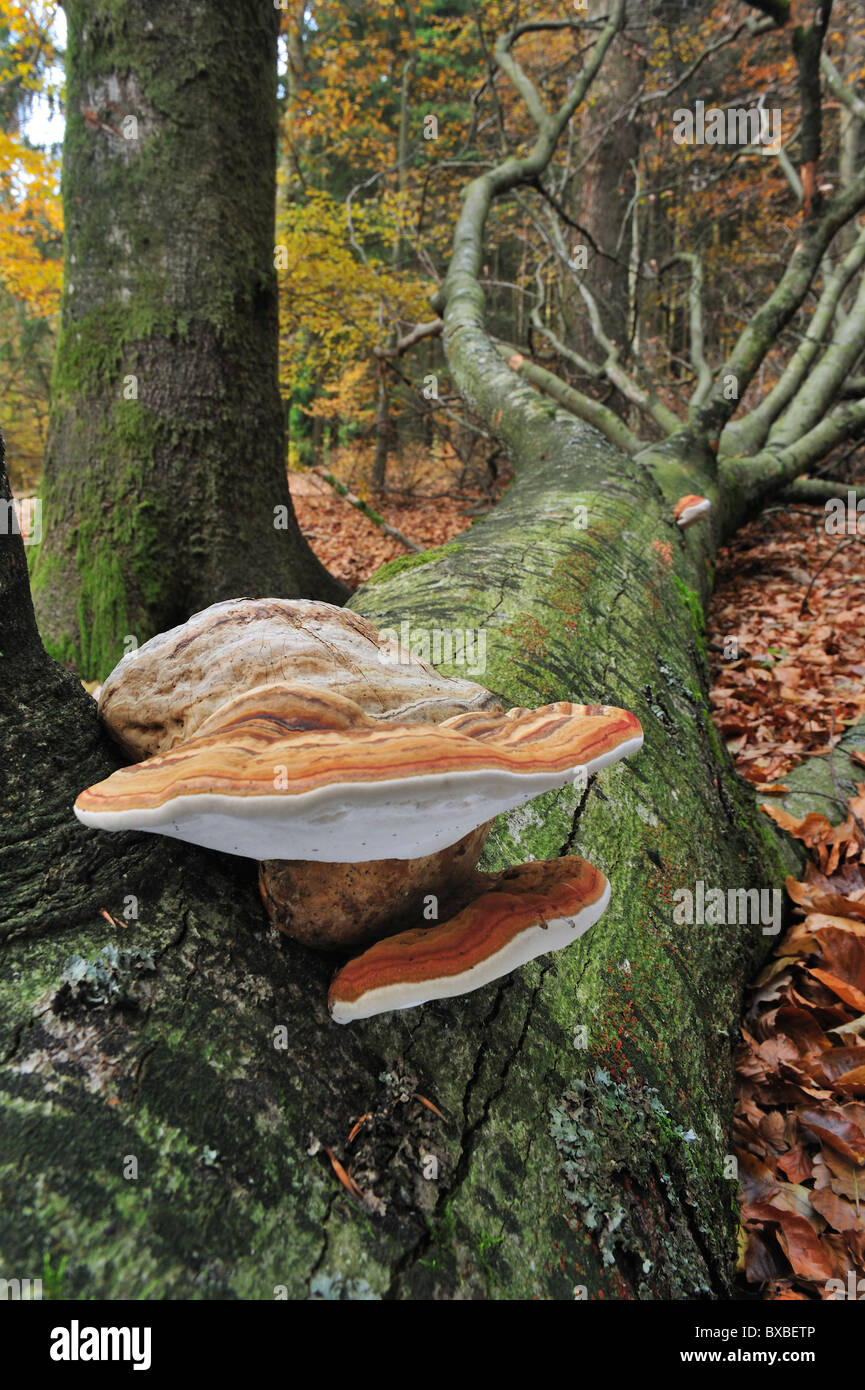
left=672, top=574, right=708, bottom=661
left=0, top=396, right=800, bottom=1300
left=360, top=542, right=462, bottom=587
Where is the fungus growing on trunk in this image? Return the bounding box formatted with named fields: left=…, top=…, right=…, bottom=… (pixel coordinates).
left=96, top=596, right=500, bottom=761
left=328, top=857, right=610, bottom=1023
left=674, top=494, right=712, bottom=528
left=258, top=823, right=492, bottom=950
left=74, top=694, right=643, bottom=860
left=74, top=599, right=643, bottom=1020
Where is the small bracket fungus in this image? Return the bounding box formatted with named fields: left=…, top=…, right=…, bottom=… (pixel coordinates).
left=75, top=599, right=644, bottom=1022
left=328, top=857, right=609, bottom=1023
left=673, top=494, right=711, bottom=528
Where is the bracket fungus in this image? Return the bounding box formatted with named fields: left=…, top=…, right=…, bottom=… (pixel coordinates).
left=328, top=858, right=610, bottom=1023
left=96, top=597, right=500, bottom=760
left=75, top=598, right=643, bottom=1022
left=673, top=494, right=712, bottom=528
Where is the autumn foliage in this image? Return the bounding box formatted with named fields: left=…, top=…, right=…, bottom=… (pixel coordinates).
left=0, top=0, right=61, bottom=485
left=710, top=507, right=865, bottom=787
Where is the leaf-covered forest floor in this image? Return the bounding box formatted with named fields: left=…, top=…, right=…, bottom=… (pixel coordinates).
left=296, top=471, right=865, bottom=1301
left=706, top=504, right=865, bottom=1301
left=709, top=507, right=865, bottom=787
left=290, top=454, right=507, bottom=589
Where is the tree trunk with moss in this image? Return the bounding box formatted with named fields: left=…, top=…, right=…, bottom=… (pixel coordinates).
left=29, top=0, right=343, bottom=679
left=1, top=382, right=803, bottom=1298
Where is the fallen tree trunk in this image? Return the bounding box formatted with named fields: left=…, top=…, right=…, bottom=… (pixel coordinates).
left=0, top=399, right=801, bottom=1299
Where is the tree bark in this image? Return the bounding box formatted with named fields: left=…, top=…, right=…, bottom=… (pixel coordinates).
left=371, top=366, right=390, bottom=494
left=567, top=1, right=645, bottom=386
left=30, top=0, right=344, bottom=679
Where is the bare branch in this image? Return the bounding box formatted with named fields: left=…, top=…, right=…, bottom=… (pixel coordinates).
left=638, top=14, right=777, bottom=107
left=432, top=0, right=627, bottom=473
left=720, top=223, right=865, bottom=456
left=576, top=280, right=682, bottom=434
left=821, top=52, right=865, bottom=122
left=662, top=253, right=713, bottom=411
left=373, top=319, right=443, bottom=358
left=695, top=161, right=865, bottom=439
left=525, top=197, right=683, bottom=427
left=492, top=341, right=641, bottom=456
left=312, top=470, right=423, bottom=552
left=775, top=140, right=803, bottom=203
left=768, top=263, right=865, bottom=447
left=734, top=394, right=865, bottom=499
left=781, top=476, right=865, bottom=504
left=469, top=0, right=509, bottom=157
left=528, top=257, right=602, bottom=379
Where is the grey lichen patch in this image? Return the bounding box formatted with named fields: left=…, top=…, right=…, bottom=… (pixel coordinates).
left=55, top=944, right=156, bottom=1014
left=308, top=1272, right=380, bottom=1300
left=82, top=70, right=159, bottom=165
left=774, top=716, right=865, bottom=825
left=550, top=1068, right=720, bottom=1298
left=7, top=1007, right=124, bottom=1100
left=7, top=947, right=158, bottom=1099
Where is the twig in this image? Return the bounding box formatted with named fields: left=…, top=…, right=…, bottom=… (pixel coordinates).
left=822, top=577, right=865, bottom=595
left=373, top=319, right=442, bottom=358
left=311, top=470, right=423, bottom=552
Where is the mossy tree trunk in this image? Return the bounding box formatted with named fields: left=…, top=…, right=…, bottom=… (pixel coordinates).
left=30, top=0, right=344, bottom=679
left=0, top=372, right=801, bottom=1297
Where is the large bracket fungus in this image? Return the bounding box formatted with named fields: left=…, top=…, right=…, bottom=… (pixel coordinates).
left=75, top=599, right=643, bottom=1022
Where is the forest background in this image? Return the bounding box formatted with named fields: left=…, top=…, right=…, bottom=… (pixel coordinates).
left=5, top=0, right=864, bottom=575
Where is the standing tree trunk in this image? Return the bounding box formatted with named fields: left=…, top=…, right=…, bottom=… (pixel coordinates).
left=30, top=0, right=344, bottom=679
left=371, top=38, right=415, bottom=495
left=371, top=365, right=390, bottom=493
left=568, top=1, right=646, bottom=376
